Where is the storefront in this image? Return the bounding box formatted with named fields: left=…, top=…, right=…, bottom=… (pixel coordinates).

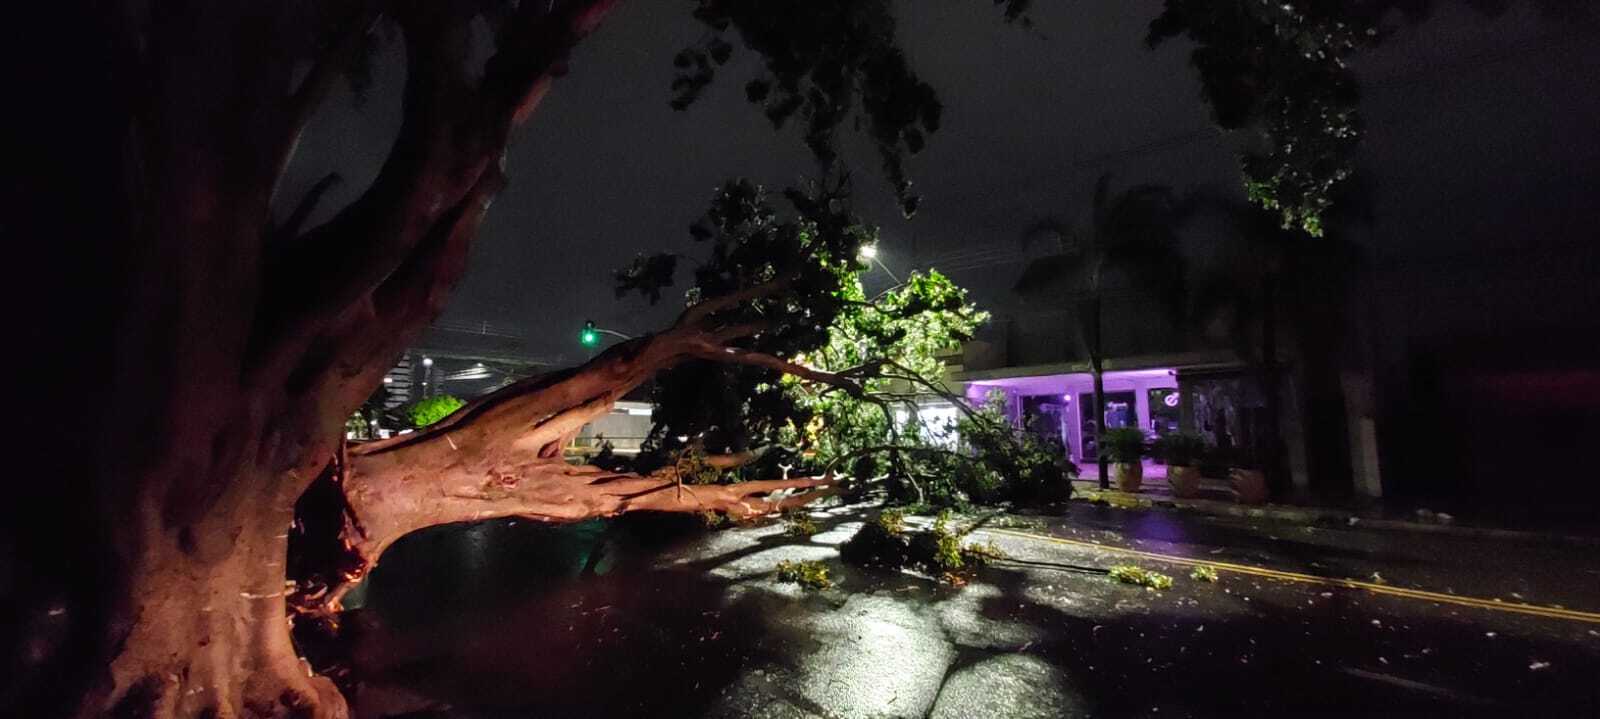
left=962, top=367, right=1181, bottom=467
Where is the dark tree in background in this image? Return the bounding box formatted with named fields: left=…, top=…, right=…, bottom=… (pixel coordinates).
left=4, top=0, right=1441, bottom=716
left=1014, top=174, right=1189, bottom=489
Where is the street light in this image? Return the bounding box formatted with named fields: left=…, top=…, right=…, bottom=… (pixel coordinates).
left=856, top=242, right=901, bottom=283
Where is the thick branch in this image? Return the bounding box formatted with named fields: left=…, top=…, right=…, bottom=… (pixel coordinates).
left=305, top=458, right=837, bottom=614
left=688, top=342, right=865, bottom=397
left=322, top=166, right=509, bottom=416
left=268, top=3, right=380, bottom=201
left=275, top=172, right=343, bottom=242
left=679, top=276, right=795, bottom=327
left=703, top=446, right=778, bottom=469
left=251, top=0, right=621, bottom=395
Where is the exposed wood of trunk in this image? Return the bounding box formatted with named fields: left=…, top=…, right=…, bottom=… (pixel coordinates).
left=294, top=318, right=848, bottom=617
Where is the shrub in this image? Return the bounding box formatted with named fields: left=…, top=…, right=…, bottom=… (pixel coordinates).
left=1099, top=427, right=1148, bottom=463
left=775, top=559, right=834, bottom=590
left=1189, top=565, right=1219, bottom=582
left=1153, top=433, right=1208, bottom=466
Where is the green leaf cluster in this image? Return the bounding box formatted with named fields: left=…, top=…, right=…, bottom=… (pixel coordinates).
left=406, top=395, right=465, bottom=429
left=1108, top=564, right=1174, bottom=590
left=775, top=559, right=834, bottom=590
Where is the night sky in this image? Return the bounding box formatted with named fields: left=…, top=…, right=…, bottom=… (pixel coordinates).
left=277, top=0, right=1600, bottom=366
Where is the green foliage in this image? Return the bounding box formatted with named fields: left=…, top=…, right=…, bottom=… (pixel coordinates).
left=875, top=508, right=907, bottom=535
left=775, top=559, right=834, bottom=590
left=672, top=443, right=727, bottom=486
left=926, top=511, right=966, bottom=570
left=624, top=178, right=876, bottom=465
left=1108, top=565, right=1173, bottom=590
left=929, top=399, right=1077, bottom=507
left=406, top=395, right=465, bottom=429
left=699, top=511, right=734, bottom=530
left=962, top=540, right=1008, bottom=567
left=842, top=509, right=1005, bottom=584
left=1190, top=565, right=1220, bottom=583
left=1099, top=427, right=1148, bottom=463
left=783, top=511, right=820, bottom=538
left=794, top=270, right=1006, bottom=506
left=1153, top=433, right=1208, bottom=466
left=1148, top=1, right=1390, bottom=235
left=625, top=180, right=1067, bottom=511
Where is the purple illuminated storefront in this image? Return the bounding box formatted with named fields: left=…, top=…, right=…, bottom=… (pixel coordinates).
left=951, top=352, right=1275, bottom=474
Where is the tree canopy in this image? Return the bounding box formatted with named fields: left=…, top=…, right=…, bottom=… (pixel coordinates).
left=618, top=179, right=1072, bottom=507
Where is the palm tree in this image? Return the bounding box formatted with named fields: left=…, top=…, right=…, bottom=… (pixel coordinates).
left=1015, top=174, right=1189, bottom=488
left=1188, top=187, right=1365, bottom=496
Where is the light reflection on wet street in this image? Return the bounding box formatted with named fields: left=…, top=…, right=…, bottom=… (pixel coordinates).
left=343, top=506, right=1600, bottom=718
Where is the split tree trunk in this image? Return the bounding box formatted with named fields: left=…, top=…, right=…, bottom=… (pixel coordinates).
left=9, top=2, right=631, bottom=717
left=292, top=309, right=846, bottom=619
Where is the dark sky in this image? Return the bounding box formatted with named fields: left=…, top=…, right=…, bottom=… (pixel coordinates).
left=279, top=0, right=1600, bottom=365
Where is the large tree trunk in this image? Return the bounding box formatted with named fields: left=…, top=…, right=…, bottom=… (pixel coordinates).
left=290, top=313, right=846, bottom=620
left=104, top=468, right=347, bottom=718
left=8, top=3, right=627, bottom=717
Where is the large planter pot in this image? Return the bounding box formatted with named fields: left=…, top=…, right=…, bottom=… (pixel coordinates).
left=1230, top=468, right=1268, bottom=504
left=1167, top=464, right=1202, bottom=498
left=1113, top=461, right=1143, bottom=492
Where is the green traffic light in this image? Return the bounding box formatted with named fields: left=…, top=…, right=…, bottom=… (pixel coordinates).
left=580, top=321, right=599, bottom=347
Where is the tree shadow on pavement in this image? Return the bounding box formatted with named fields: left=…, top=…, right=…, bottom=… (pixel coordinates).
left=339, top=507, right=874, bottom=718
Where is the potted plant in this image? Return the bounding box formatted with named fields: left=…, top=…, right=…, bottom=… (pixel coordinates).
left=1154, top=433, right=1207, bottom=498
left=1229, top=448, right=1268, bottom=504
left=1099, top=427, right=1147, bottom=492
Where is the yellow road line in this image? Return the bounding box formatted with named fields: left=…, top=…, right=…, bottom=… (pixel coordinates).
left=978, top=527, right=1600, bottom=625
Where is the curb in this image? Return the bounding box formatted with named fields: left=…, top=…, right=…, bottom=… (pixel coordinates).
left=1069, top=490, right=1600, bottom=548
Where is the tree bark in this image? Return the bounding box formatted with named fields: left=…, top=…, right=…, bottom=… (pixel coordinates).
left=102, top=472, right=347, bottom=719
left=7, top=3, right=627, bottom=717
left=1087, top=296, right=1110, bottom=489
left=290, top=319, right=846, bottom=620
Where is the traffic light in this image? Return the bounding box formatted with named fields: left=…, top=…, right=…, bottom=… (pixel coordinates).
left=580, top=320, right=599, bottom=347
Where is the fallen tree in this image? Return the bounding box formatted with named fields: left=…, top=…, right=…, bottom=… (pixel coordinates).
left=9, top=0, right=1416, bottom=715
left=289, top=178, right=1053, bottom=626
left=292, top=256, right=855, bottom=617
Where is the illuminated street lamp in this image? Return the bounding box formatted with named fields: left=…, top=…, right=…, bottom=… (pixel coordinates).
left=856, top=242, right=901, bottom=283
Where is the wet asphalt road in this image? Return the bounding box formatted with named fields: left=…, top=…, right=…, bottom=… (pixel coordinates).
left=344, top=503, right=1600, bottom=718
